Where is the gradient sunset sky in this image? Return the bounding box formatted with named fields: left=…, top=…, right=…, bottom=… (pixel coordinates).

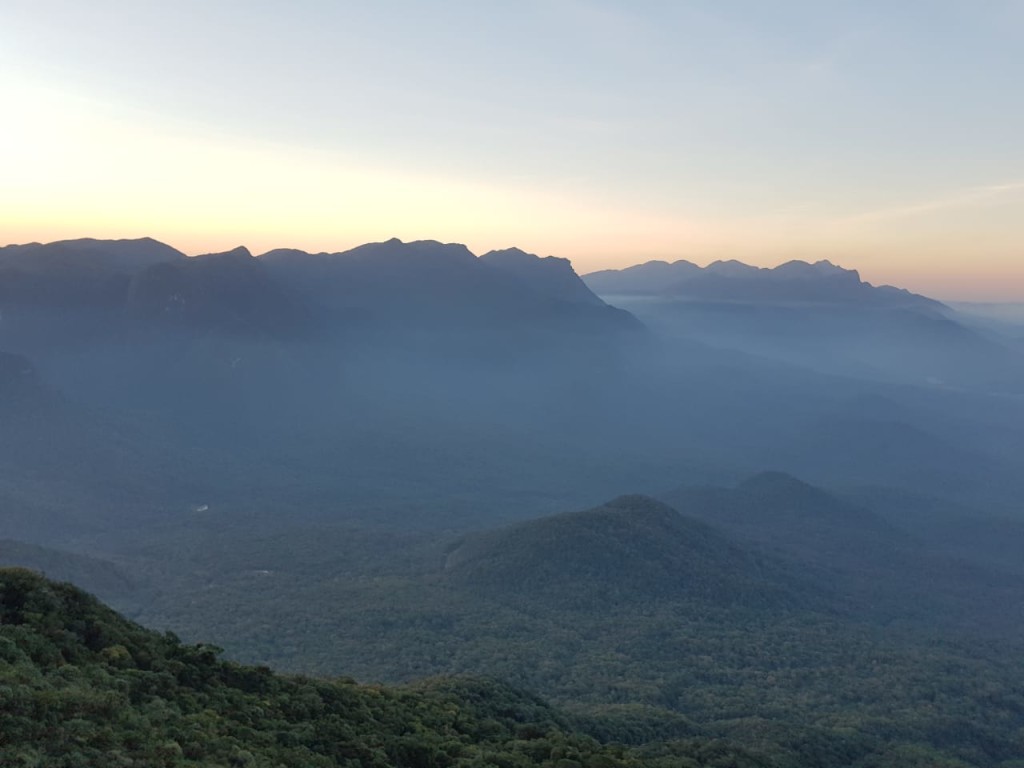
left=2, top=1, right=1022, bottom=300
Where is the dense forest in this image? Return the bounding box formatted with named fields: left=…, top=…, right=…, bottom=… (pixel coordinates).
left=2, top=567, right=776, bottom=768
left=107, top=495, right=1024, bottom=768
left=2, top=238, right=1024, bottom=766
left=6, top=567, right=1022, bottom=768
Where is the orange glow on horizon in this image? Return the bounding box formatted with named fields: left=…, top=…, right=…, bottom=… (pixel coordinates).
left=2, top=79, right=1022, bottom=302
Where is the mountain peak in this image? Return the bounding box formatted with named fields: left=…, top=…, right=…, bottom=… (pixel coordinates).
left=581, top=259, right=702, bottom=295
left=771, top=259, right=860, bottom=282
left=480, top=247, right=605, bottom=306
left=442, top=495, right=807, bottom=608
left=480, top=247, right=549, bottom=266
left=194, top=245, right=253, bottom=261
left=602, top=493, right=681, bottom=521
left=343, top=238, right=479, bottom=266
left=705, top=259, right=760, bottom=278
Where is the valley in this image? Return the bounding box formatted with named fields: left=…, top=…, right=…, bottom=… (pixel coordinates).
left=2, top=237, right=1023, bottom=766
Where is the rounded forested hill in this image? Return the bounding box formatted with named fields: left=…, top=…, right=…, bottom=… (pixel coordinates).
left=0, top=567, right=764, bottom=767
left=443, top=494, right=824, bottom=610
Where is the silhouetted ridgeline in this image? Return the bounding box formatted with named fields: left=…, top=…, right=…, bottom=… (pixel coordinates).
left=1, top=235, right=1022, bottom=542
left=583, top=258, right=942, bottom=309
left=584, top=258, right=1024, bottom=394
left=0, top=237, right=638, bottom=342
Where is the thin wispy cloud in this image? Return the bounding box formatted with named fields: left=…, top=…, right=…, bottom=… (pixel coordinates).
left=840, top=181, right=1024, bottom=225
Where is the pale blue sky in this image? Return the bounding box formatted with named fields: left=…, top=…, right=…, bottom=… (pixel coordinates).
left=2, top=1, right=1022, bottom=298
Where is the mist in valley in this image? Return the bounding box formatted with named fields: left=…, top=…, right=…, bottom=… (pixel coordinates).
left=2, top=237, right=1024, bottom=766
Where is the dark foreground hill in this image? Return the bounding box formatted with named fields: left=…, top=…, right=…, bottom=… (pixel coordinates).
left=0, top=568, right=763, bottom=768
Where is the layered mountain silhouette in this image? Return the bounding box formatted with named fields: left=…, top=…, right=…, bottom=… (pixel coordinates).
left=479, top=248, right=606, bottom=306
left=584, top=257, right=1024, bottom=393
left=0, top=237, right=185, bottom=277
left=583, top=258, right=941, bottom=309
left=261, top=238, right=636, bottom=334
left=0, top=238, right=185, bottom=314
left=0, top=237, right=639, bottom=345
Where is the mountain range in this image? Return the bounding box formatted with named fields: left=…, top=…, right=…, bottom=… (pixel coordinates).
left=1, top=237, right=1022, bottom=532
left=3, top=235, right=1024, bottom=767
left=583, top=257, right=943, bottom=309
left=583, top=258, right=1024, bottom=393
left=0, top=237, right=637, bottom=344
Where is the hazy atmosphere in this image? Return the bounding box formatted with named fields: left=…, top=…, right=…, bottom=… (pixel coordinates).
left=2, top=0, right=1023, bottom=298
left=2, top=4, right=1024, bottom=768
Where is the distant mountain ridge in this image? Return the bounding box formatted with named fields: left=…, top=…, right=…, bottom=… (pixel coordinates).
left=584, top=256, right=1024, bottom=393
left=0, top=236, right=639, bottom=341
left=583, top=257, right=944, bottom=310
left=0, top=237, right=186, bottom=274
left=260, top=238, right=634, bottom=333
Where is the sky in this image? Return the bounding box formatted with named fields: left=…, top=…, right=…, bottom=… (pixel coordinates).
left=1, top=1, right=1022, bottom=300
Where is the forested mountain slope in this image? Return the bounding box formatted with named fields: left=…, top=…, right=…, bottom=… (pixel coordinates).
left=112, top=496, right=1024, bottom=768
left=0, top=568, right=763, bottom=768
